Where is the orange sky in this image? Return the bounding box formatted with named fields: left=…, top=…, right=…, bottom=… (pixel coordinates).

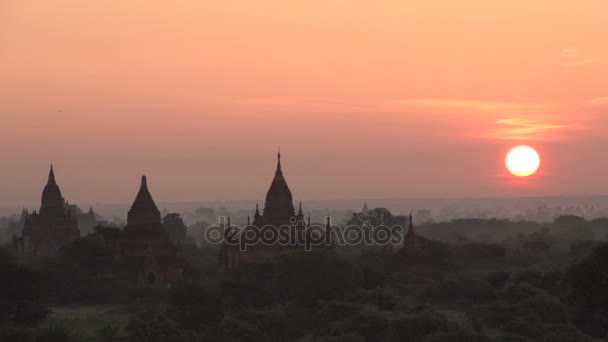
left=1, top=0, right=607, bottom=205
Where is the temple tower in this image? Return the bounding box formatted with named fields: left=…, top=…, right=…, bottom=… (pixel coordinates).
left=21, top=166, right=80, bottom=254
left=116, top=175, right=183, bottom=283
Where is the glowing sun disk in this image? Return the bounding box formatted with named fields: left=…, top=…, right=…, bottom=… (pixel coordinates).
left=505, top=145, right=540, bottom=177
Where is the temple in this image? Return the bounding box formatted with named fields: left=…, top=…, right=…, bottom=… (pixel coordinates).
left=400, top=214, right=418, bottom=256
left=361, top=202, right=370, bottom=214
left=64, top=202, right=102, bottom=234
left=115, top=175, right=183, bottom=284
left=21, top=166, right=81, bottom=254
left=219, top=151, right=328, bottom=269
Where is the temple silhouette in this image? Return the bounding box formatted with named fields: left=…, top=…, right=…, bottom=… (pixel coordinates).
left=20, top=166, right=81, bottom=254
left=115, top=175, right=184, bottom=284
left=219, top=151, right=334, bottom=269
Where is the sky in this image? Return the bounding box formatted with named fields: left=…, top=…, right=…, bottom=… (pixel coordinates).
left=1, top=0, right=607, bottom=205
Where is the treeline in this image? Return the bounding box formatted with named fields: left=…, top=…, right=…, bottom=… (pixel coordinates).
left=1, top=210, right=608, bottom=341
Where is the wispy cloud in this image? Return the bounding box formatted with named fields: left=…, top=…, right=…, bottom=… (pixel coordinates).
left=386, top=99, right=548, bottom=115
left=385, top=98, right=585, bottom=141
left=487, top=118, right=581, bottom=140
left=562, top=46, right=604, bottom=67
left=581, top=97, right=608, bottom=107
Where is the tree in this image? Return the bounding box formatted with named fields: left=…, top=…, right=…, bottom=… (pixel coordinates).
left=230, top=307, right=302, bottom=341
left=555, top=215, right=585, bottom=228
left=347, top=208, right=406, bottom=228
left=566, top=243, right=608, bottom=338
left=58, top=234, right=114, bottom=275
left=162, top=213, right=188, bottom=244
left=272, top=250, right=361, bottom=304
left=0, top=249, right=49, bottom=326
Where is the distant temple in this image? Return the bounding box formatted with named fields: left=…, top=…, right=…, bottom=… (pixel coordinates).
left=7, top=208, right=28, bottom=240
left=400, top=214, right=418, bottom=256
left=115, top=175, right=183, bottom=284
left=64, top=202, right=101, bottom=234
left=21, top=166, right=81, bottom=254
left=219, top=151, right=332, bottom=269
left=361, top=202, right=370, bottom=214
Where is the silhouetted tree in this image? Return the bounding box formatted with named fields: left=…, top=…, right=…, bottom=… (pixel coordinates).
left=162, top=213, right=188, bottom=244
left=0, top=249, right=49, bottom=326
left=273, top=250, right=362, bottom=304
left=566, top=243, right=608, bottom=338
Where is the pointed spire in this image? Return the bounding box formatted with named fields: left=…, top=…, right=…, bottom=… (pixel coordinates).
left=247, top=213, right=251, bottom=226
left=298, top=202, right=303, bottom=216
left=407, top=213, right=415, bottom=236
left=307, top=212, right=311, bottom=226
left=254, top=203, right=261, bottom=217
left=127, top=174, right=161, bottom=225
left=276, top=146, right=282, bottom=172
left=48, top=164, right=56, bottom=185
left=362, top=202, right=369, bottom=214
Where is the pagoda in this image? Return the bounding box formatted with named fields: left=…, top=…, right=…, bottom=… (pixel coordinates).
left=21, top=166, right=80, bottom=254
left=219, top=151, right=318, bottom=269
left=115, top=175, right=183, bottom=284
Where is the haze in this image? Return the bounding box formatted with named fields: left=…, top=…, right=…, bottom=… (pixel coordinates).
left=1, top=0, right=607, bottom=205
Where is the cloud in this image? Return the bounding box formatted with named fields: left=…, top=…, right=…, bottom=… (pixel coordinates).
left=487, top=118, right=580, bottom=140
left=386, top=99, right=548, bottom=115
left=385, top=98, right=584, bottom=141
left=562, top=47, right=604, bottom=67
left=581, top=97, right=608, bottom=107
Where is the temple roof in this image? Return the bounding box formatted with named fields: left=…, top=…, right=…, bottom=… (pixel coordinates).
left=126, top=175, right=161, bottom=226
left=406, top=214, right=416, bottom=238
left=262, top=152, right=295, bottom=225
left=40, top=165, right=64, bottom=213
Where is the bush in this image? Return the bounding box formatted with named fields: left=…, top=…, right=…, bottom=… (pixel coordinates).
left=230, top=307, right=302, bottom=340
left=388, top=311, right=448, bottom=342
left=272, top=250, right=361, bottom=304
left=424, top=329, right=491, bottom=342
left=218, top=317, right=268, bottom=342
left=345, top=287, right=400, bottom=311
left=0, top=249, right=49, bottom=325
left=170, top=283, right=223, bottom=329
left=317, top=333, right=366, bottom=342
left=317, top=301, right=364, bottom=327
left=0, top=326, right=33, bottom=342
left=499, top=283, right=543, bottom=304
left=124, top=310, right=181, bottom=342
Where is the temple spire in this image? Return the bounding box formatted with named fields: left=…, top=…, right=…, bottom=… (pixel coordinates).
left=127, top=174, right=161, bottom=225
left=276, top=147, right=282, bottom=172
left=362, top=202, right=369, bottom=214
left=48, top=165, right=56, bottom=185
left=407, top=213, right=415, bottom=236
left=298, top=202, right=303, bottom=216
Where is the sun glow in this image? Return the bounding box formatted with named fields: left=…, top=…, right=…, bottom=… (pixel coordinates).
left=505, top=146, right=540, bottom=177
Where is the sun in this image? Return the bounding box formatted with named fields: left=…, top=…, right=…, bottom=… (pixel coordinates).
left=505, top=145, right=540, bottom=177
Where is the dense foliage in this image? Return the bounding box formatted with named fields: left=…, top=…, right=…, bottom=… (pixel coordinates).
left=0, top=212, right=607, bottom=341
